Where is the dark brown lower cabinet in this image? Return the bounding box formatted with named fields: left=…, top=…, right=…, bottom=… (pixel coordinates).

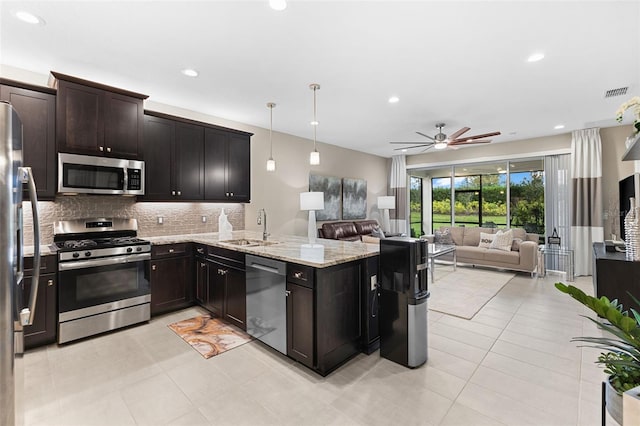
left=286, top=260, right=362, bottom=376
left=286, top=281, right=314, bottom=368
left=23, top=255, right=57, bottom=349
left=194, top=245, right=246, bottom=330
left=150, top=244, right=194, bottom=315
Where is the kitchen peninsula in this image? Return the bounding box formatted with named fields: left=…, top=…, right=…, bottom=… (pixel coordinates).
left=147, top=231, right=380, bottom=376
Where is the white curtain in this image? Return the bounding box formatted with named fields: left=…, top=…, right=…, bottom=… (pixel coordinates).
left=571, top=128, right=603, bottom=276
left=389, top=155, right=408, bottom=234
left=544, top=154, right=572, bottom=272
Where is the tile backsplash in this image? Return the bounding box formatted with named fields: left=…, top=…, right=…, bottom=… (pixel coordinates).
left=22, top=196, right=245, bottom=245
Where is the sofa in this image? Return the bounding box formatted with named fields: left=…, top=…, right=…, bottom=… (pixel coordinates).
left=427, top=226, right=539, bottom=275
left=318, top=220, right=381, bottom=241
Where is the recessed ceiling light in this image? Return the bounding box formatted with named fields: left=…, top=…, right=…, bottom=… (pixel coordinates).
left=15, top=10, right=45, bottom=25
left=554, top=124, right=565, bottom=130
left=527, top=52, right=545, bottom=62
left=388, top=96, right=399, bottom=104
left=181, top=69, right=198, bottom=77
left=269, top=0, right=287, bottom=11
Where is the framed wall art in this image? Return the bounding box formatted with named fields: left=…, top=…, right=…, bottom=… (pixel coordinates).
left=309, top=174, right=342, bottom=220
left=342, top=178, right=367, bottom=219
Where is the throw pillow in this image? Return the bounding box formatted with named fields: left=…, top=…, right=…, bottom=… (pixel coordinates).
left=511, top=237, right=523, bottom=252
left=478, top=232, right=495, bottom=248
left=371, top=226, right=386, bottom=239
left=434, top=228, right=454, bottom=245
left=490, top=229, right=514, bottom=252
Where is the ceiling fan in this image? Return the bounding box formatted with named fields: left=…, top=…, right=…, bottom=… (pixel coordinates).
left=391, top=123, right=501, bottom=151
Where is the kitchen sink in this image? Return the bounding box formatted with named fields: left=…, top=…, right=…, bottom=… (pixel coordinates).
left=220, top=239, right=280, bottom=247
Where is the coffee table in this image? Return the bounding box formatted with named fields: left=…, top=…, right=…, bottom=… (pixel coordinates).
left=428, top=243, right=457, bottom=283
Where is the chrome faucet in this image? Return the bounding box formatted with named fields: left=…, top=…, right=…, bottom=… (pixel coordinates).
left=257, top=209, right=268, bottom=241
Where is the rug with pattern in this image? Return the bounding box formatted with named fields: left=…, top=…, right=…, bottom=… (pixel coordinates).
left=168, top=315, right=253, bottom=359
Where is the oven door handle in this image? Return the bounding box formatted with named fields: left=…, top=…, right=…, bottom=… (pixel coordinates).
left=58, top=253, right=151, bottom=271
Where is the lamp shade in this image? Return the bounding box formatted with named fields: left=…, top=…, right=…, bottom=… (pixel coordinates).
left=378, top=196, right=396, bottom=210
left=300, top=192, right=324, bottom=211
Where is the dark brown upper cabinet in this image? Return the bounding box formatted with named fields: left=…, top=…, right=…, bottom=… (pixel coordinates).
left=50, top=72, right=147, bottom=160
left=143, top=114, right=204, bottom=200
left=205, top=128, right=251, bottom=202
left=143, top=110, right=251, bottom=202
left=1, top=80, right=57, bottom=200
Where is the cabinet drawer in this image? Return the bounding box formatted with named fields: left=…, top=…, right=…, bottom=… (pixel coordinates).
left=208, top=246, right=245, bottom=268
left=287, top=263, right=314, bottom=289
left=152, top=243, right=191, bottom=258
left=24, top=255, right=57, bottom=276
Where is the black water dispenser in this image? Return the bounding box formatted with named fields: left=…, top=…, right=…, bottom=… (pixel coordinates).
left=379, top=237, right=429, bottom=368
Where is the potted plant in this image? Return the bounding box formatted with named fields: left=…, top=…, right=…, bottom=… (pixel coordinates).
left=555, top=282, right=640, bottom=424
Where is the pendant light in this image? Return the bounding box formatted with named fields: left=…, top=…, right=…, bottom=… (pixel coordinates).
left=309, top=83, right=320, bottom=165
left=266, top=102, right=276, bottom=172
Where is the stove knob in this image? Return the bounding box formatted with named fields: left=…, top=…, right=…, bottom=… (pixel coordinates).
left=85, top=251, right=92, bottom=257
left=136, top=247, right=142, bottom=252
left=73, top=252, right=80, bottom=258
left=127, top=247, right=133, bottom=253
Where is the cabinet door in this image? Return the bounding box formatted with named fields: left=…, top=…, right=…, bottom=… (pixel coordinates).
left=204, top=128, right=227, bottom=200
left=195, top=258, right=208, bottom=305
left=286, top=282, right=314, bottom=368
left=226, top=134, right=251, bottom=202
left=150, top=256, right=194, bottom=315
left=207, top=260, right=225, bottom=318
left=56, top=80, right=104, bottom=155
left=22, top=273, right=57, bottom=348
left=224, top=267, right=246, bottom=330
left=104, top=92, right=143, bottom=159
left=143, top=115, right=174, bottom=200
left=174, top=123, right=204, bottom=199
left=0, top=85, right=56, bottom=199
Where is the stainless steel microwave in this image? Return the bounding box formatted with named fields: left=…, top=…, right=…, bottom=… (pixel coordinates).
left=58, top=153, right=145, bottom=195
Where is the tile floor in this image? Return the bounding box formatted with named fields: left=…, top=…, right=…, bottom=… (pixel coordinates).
left=23, top=268, right=615, bottom=426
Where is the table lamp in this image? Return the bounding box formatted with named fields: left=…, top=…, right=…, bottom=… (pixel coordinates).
left=300, top=191, right=324, bottom=245
left=378, top=195, right=395, bottom=233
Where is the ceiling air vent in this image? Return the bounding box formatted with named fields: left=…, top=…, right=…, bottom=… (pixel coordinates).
left=605, top=87, right=628, bottom=98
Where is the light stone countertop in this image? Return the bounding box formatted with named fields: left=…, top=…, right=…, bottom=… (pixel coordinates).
left=145, top=230, right=379, bottom=268
left=24, top=244, right=58, bottom=257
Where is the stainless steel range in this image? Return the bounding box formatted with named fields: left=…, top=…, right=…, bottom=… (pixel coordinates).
left=54, top=218, right=151, bottom=343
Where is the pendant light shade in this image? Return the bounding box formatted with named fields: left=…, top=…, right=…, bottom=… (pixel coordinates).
left=309, top=83, right=320, bottom=165
left=266, top=102, right=276, bottom=172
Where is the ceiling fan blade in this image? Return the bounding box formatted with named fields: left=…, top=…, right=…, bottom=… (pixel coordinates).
left=393, top=143, right=433, bottom=150
left=390, top=141, right=431, bottom=145
left=448, top=127, right=471, bottom=141
left=416, top=131, right=436, bottom=141
left=451, top=131, right=501, bottom=142
left=449, top=139, right=492, bottom=145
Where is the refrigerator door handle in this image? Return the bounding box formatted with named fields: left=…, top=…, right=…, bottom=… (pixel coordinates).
left=18, top=166, right=40, bottom=326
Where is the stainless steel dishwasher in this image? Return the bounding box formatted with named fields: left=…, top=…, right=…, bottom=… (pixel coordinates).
left=245, top=255, right=287, bottom=354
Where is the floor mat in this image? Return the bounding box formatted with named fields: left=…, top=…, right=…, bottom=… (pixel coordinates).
left=167, top=315, right=253, bottom=359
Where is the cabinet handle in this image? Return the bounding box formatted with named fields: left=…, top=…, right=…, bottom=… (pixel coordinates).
left=99, top=146, right=104, bottom=152
left=230, top=192, right=234, bottom=197
left=47, top=279, right=54, bottom=287
left=197, top=248, right=204, bottom=254
left=106, top=147, right=111, bottom=153
left=285, top=290, right=291, bottom=297
left=171, top=191, right=176, bottom=196
left=177, top=191, right=181, bottom=196
left=201, top=263, right=206, bottom=268
left=293, top=271, right=303, bottom=279
left=169, top=249, right=174, bottom=253
left=152, top=264, right=157, bottom=271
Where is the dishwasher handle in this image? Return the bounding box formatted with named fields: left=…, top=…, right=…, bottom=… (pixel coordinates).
left=246, top=254, right=286, bottom=275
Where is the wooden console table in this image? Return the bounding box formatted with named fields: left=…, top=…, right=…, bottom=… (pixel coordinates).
left=592, top=242, right=640, bottom=312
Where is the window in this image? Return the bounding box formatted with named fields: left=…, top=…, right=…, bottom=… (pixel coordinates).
left=410, top=176, right=423, bottom=237
left=432, top=176, right=451, bottom=230
left=426, top=159, right=544, bottom=233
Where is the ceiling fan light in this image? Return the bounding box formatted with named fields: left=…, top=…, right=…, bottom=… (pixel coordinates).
left=434, top=141, right=447, bottom=150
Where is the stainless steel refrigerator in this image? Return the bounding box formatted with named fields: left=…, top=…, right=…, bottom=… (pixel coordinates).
left=0, top=101, right=41, bottom=425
